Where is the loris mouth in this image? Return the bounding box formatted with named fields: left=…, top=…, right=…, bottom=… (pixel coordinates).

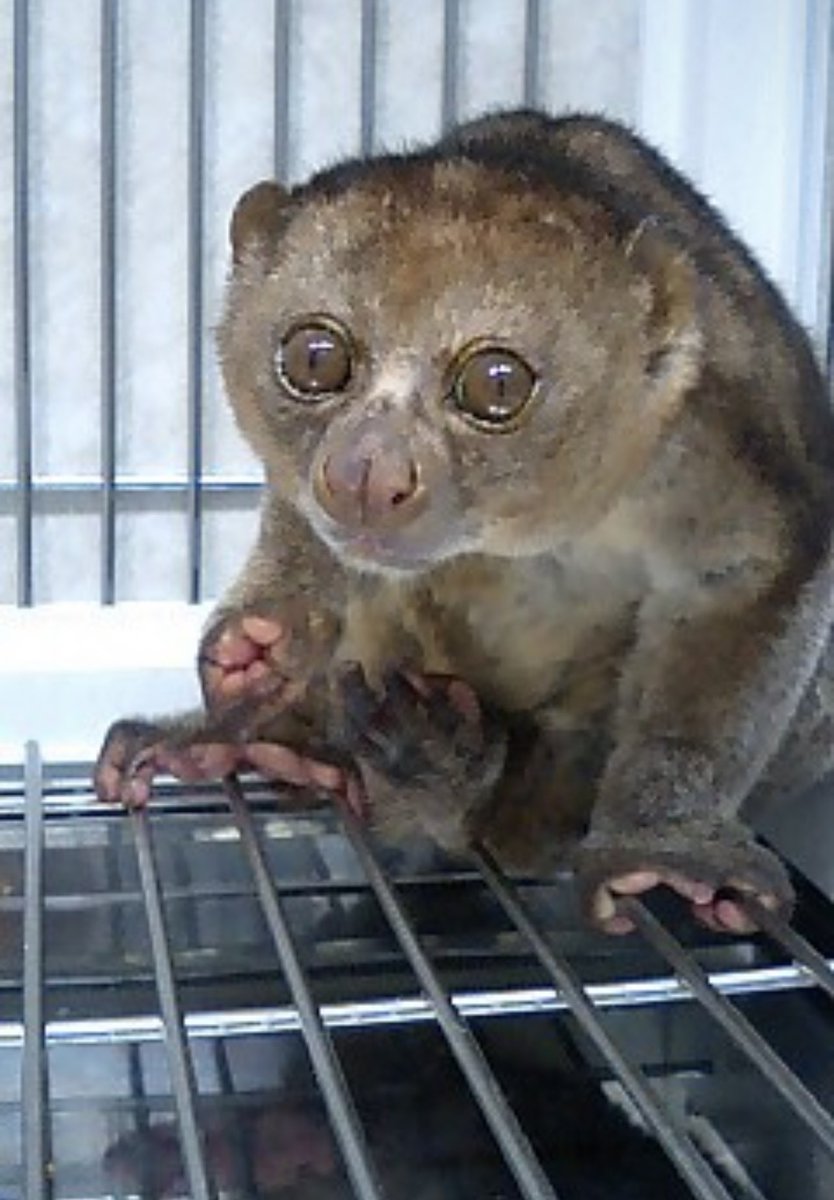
left=309, top=512, right=450, bottom=575
left=328, top=530, right=437, bottom=574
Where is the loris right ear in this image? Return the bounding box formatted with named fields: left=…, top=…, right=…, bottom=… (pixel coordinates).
left=230, top=181, right=293, bottom=266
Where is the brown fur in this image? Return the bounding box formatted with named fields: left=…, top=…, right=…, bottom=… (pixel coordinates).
left=97, top=110, right=834, bottom=930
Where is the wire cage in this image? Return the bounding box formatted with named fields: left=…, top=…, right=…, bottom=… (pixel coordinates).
left=3, top=2, right=834, bottom=1198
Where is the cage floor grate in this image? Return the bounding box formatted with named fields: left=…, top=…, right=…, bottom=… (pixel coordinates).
left=4, top=742, right=834, bottom=1199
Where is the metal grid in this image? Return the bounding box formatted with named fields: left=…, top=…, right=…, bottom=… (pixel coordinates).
left=6, top=1, right=833, bottom=608
left=7, top=0, right=548, bottom=608
left=6, top=745, right=834, bottom=1199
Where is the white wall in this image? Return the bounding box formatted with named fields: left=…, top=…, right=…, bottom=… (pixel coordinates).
left=639, top=0, right=832, bottom=348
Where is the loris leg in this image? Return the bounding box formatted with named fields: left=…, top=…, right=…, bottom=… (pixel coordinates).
left=338, top=664, right=507, bottom=851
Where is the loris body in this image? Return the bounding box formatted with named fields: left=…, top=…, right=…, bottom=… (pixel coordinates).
left=97, top=110, right=834, bottom=934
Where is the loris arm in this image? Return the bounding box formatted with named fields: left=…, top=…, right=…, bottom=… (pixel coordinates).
left=576, top=558, right=834, bottom=933
left=198, top=492, right=345, bottom=706
left=95, top=495, right=347, bottom=805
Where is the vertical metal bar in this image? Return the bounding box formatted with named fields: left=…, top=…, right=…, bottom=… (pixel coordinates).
left=822, top=0, right=834, bottom=386
left=186, top=0, right=207, bottom=603
left=131, top=806, right=216, bottom=1200
left=100, top=0, right=118, bottom=604
left=360, top=0, right=378, bottom=156
left=342, top=813, right=560, bottom=1200
left=213, top=1039, right=256, bottom=1197
left=441, top=0, right=460, bottom=132
left=627, top=898, right=834, bottom=1158
left=224, top=779, right=386, bottom=1200
left=13, top=0, right=33, bottom=607
left=127, top=1042, right=158, bottom=1200
left=474, top=849, right=735, bottom=1200
left=274, top=0, right=292, bottom=182
left=523, top=0, right=541, bottom=108
left=22, top=741, right=51, bottom=1199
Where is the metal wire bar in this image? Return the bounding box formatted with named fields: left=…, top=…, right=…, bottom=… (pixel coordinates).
left=523, top=0, right=541, bottom=107
left=16, top=950, right=834, bottom=1050
left=13, top=0, right=33, bottom=606
left=186, top=0, right=207, bottom=603
left=341, top=812, right=561, bottom=1200
left=22, top=742, right=51, bottom=1200
left=127, top=1041, right=157, bottom=1200
left=274, top=0, right=292, bottom=181
left=473, top=849, right=734, bottom=1200
left=224, top=778, right=386, bottom=1200
left=626, top=898, right=834, bottom=1158
left=213, top=1038, right=258, bottom=1198
left=0, top=474, right=261, bottom=495
left=441, top=0, right=460, bottom=132
left=99, top=0, right=119, bottom=605
left=743, top=896, right=834, bottom=1005
left=360, top=0, right=378, bottom=155
left=130, top=805, right=215, bottom=1200
left=824, top=4, right=834, bottom=385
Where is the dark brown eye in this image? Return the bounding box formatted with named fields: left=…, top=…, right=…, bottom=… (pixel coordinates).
left=450, top=346, right=537, bottom=427
left=276, top=317, right=353, bottom=398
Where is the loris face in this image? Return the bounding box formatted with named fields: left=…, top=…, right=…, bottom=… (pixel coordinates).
left=218, top=156, right=701, bottom=575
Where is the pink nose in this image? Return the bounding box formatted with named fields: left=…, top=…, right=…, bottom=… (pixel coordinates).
left=315, top=424, right=426, bottom=531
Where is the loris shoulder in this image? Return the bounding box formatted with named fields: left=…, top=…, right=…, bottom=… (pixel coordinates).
left=97, top=109, right=834, bottom=935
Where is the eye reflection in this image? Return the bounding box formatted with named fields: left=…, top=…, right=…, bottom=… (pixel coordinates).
left=450, top=345, right=537, bottom=427
left=276, top=317, right=353, bottom=399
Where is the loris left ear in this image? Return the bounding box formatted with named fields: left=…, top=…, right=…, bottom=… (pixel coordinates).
left=229, top=180, right=294, bottom=266
left=624, top=216, right=703, bottom=386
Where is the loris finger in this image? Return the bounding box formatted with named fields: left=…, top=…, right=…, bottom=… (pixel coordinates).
left=412, top=672, right=482, bottom=726
left=122, top=743, right=244, bottom=807
left=243, top=743, right=367, bottom=816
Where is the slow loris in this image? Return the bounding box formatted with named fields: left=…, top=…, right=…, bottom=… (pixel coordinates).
left=96, top=110, right=834, bottom=934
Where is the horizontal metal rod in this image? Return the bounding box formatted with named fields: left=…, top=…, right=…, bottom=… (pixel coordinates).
left=343, top=813, right=560, bottom=1200
left=0, top=474, right=262, bottom=495
left=224, top=778, right=385, bottom=1200
left=627, top=898, right=834, bottom=1159
left=474, top=849, right=734, bottom=1200
left=0, top=956, right=828, bottom=1049
left=131, top=806, right=216, bottom=1200
left=22, top=742, right=50, bottom=1200
left=743, top=896, right=834, bottom=1004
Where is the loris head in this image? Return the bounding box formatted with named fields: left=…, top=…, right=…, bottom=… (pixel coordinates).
left=217, top=128, right=702, bottom=576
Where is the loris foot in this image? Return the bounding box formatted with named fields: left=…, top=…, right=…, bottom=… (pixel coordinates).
left=337, top=664, right=506, bottom=848
left=575, top=826, right=794, bottom=935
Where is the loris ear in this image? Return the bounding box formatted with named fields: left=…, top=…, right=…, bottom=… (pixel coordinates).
left=624, top=217, right=703, bottom=383
left=230, top=181, right=293, bottom=266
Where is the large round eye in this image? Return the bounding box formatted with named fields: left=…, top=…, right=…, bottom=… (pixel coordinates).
left=276, top=317, right=353, bottom=399
left=450, top=345, right=537, bottom=428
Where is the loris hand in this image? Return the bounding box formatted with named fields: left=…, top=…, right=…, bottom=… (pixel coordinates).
left=199, top=608, right=337, bottom=712
left=95, top=609, right=354, bottom=808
